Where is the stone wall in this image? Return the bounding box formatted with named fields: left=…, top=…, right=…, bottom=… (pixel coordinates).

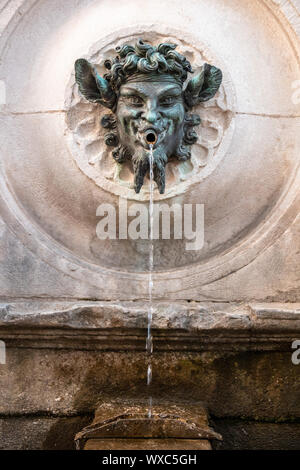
left=0, top=0, right=299, bottom=449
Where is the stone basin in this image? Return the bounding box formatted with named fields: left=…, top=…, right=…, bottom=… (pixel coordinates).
left=75, top=403, right=222, bottom=450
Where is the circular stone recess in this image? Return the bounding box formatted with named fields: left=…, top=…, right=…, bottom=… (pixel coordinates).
left=65, top=29, right=236, bottom=202
left=0, top=0, right=299, bottom=298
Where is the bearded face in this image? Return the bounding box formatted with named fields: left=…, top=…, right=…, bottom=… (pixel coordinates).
left=114, top=77, right=185, bottom=193
left=74, top=40, right=222, bottom=194
left=116, top=78, right=185, bottom=153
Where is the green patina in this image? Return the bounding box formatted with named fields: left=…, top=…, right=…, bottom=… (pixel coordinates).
left=75, top=39, right=222, bottom=193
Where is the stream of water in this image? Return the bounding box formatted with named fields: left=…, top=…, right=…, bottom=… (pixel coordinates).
left=146, top=144, right=154, bottom=419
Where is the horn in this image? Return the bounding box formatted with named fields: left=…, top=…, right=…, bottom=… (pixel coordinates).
left=184, top=66, right=206, bottom=108
left=184, top=63, right=222, bottom=108
left=74, top=58, right=116, bottom=110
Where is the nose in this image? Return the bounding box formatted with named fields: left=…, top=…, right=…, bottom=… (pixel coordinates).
left=142, top=100, right=161, bottom=124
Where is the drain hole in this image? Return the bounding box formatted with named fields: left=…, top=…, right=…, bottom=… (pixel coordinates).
left=146, top=132, right=156, bottom=144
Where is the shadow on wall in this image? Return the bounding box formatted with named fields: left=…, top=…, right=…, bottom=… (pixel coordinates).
left=42, top=416, right=93, bottom=450
left=38, top=350, right=300, bottom=450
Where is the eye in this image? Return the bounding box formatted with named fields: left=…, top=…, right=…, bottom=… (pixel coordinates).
left=159, top=96, right=177, bottom=106
left=126, top=95, right=144, bottom=106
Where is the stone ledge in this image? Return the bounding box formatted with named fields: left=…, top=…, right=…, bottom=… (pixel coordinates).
left=0, top=301, right=299, bottom=351
left=75, top=401, right=221, bottom=450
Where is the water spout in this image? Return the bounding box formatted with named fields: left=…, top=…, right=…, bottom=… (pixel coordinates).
left=145, top=130, right=158, bottom=146
left=146, top=144, right=154, bottom=419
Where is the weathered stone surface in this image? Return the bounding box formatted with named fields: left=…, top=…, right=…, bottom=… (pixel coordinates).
left=0, top=303, right=298, bottom=425
left=0, top=416, right=91, bottom=450
left=1, top=0, right=300, bottom=116
left=84, top=439, right=212, bottom=450
left=213, top=420, right=300, bottom=450
left=75, top=402, right=221, bottom=450
left=2, top=414, right=300, bottom=450
left=93, top=402, right=211, bottom=429
left=0, top=348, right=299, bottom=421
left=0, top=301, right=299, bottom=352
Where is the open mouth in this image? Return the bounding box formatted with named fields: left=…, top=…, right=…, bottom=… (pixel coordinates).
left=145, top=129, right=158, bottom=145
left=136, top=126, right=168, bottom=148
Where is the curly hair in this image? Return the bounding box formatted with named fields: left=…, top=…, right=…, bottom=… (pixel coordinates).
left=103, top=39, right=193, bottom=91
left=74, top=38, right=222, bottom=193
